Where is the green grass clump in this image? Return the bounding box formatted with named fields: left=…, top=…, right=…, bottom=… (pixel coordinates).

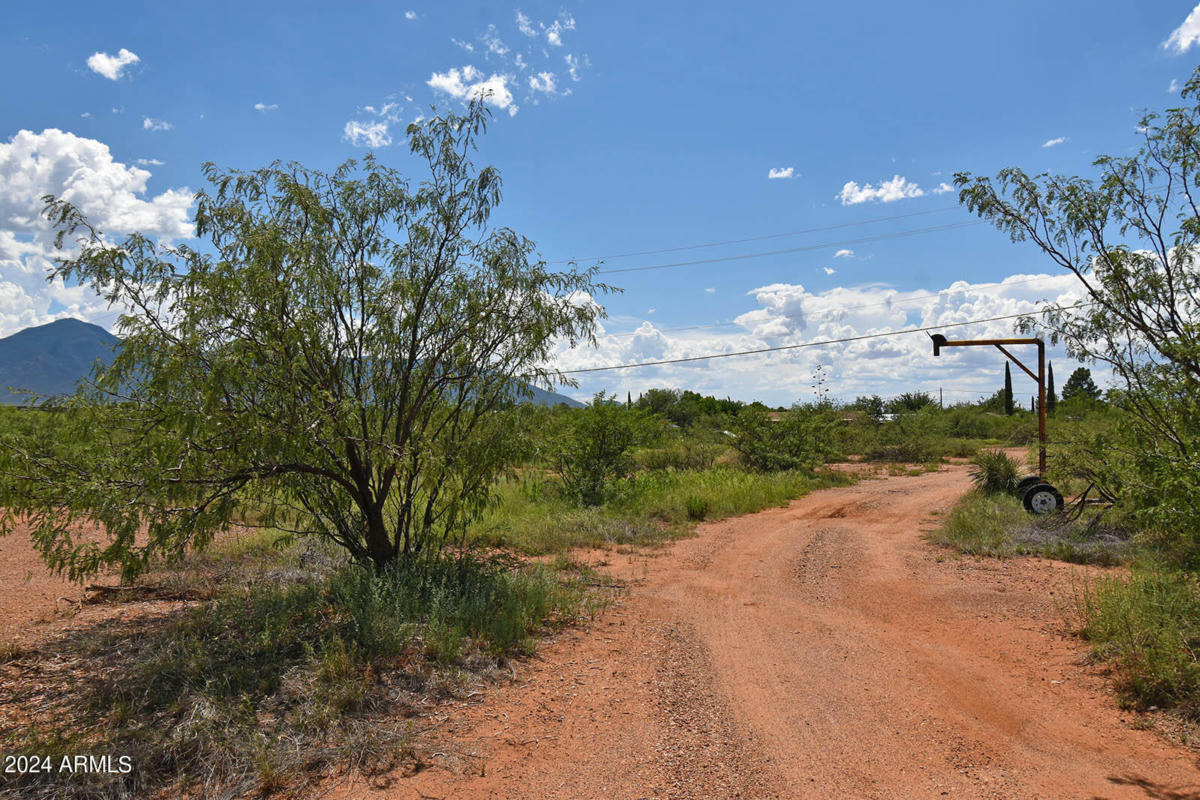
left=930, top=491, right=1135, bottom=565
left=1076, top=567, right=1200, bottom=716
left=0, top=554, right=596, bottom=800
left=472, top=466, right=850, bottom=554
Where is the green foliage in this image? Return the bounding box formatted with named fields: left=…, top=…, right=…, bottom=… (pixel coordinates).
left=931, top=491, right=1135, bottom=565
left=552, top=393, right=648, bottom=506
left=472, top=466, right=848, bottom=555
left=633, top=438, right=727, bottom=472
left=1046, top=361, right=1057, bottom=413
left=2, top=553, right=589, bottom=799
left=1077, top=568, right=1200, bottom=716
left=0, top=102, right=610, bottom=578
left=729, top=404, right=836, bottom=471
left=632, top=387, right=745, bottom=428
left=957, top=68, right=1200, bottom=562
left=968, top=449, right=1020, bottom=495
left=885, top=391, right=936, bottom=414
left=860, top=407, right=948, bottom=462
left=1061, top=366, right=1101, bottom=402
left=1003, top=362, right=1014, bottom=416
left=851, top=394, right=885, bottom=421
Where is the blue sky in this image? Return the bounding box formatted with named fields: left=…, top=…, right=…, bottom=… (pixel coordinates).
left=2, top=1, right=1199, bottom=405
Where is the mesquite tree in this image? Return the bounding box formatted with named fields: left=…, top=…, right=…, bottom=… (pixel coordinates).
left=0, top=103, right=609, bottom=578
left=955, top=67, right=1200, bottom=547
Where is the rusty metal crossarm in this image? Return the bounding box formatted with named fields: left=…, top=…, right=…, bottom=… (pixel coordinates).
left=929, top=333, right=1048, bottom=476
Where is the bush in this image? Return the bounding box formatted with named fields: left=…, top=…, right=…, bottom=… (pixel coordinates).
left=969, top=449, right=1021, bottom=494
left=730, top=405, right=836, bottom=471
left=552, top=393, right=647, bottom=505
left=861, top=410, right=947, bottom=462
left=1077, top=568, right=1200, bottom=715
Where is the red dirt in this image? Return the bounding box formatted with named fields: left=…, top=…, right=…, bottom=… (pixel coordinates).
left=0, top=521, right=92, bottom=642
left=330, top=465, right=1200, bottom=799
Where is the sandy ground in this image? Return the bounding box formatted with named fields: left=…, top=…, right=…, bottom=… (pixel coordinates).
left=327, top=465, right=1200, bottom=800
left=0, top=522, right=92, bottom=641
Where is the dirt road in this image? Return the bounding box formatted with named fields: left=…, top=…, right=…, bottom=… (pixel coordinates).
left=337, top=465, right=1200, bottom=799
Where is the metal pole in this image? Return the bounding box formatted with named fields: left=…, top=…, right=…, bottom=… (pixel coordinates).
left=1037, top=340, right=1046, bottom=476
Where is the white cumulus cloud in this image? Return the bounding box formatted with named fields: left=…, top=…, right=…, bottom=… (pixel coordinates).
left=834, top=249, right=854, bottom=258
left=1042, top=136, right=1068, bottom=148
left=253, top=102, right=278, bottom=112
left=838, top=175, right=924, bottom=205
left=342, top=120, right=391, bottom=148
left=933, top=182, right=954, bottom=194
left=529, top=72, right=557, bottom=94
left=142, top=117, right=172, bottom=132
left=1164, top=4, right=1200, bottom=53
left=1170, top=78, right=1182, bottom=93
left=768, top=167, right=795, bottom=180
left=548, top=272, right=1090, bottom=407
left=404, top=10, right=416, bottom=20
left=0, top=129, right=194, bottom=337
left=428, top=65, right=517, bottom=114
left=823, top=267, right=836, bottom=275
left=86, top=48, right=139, bottom=80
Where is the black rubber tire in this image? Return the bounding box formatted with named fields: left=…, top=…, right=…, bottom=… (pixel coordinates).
left=1015, top=476, right=1042, bottom=495
left=1022, top=482, right=1064, bottom=514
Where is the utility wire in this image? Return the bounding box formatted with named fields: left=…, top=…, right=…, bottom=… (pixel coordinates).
left=558, top=304, right=1090, bottom=375
left=595, top=221, right=983, bottom=275
left=605, top=273, right=1073, bottom=339
left=545, top=205, right=963, bottom=264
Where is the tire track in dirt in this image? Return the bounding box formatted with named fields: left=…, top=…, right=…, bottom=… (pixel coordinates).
left=336, top=466, right=1200, bottom=799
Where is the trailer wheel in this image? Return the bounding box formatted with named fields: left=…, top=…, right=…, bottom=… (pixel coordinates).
left=1022, top=483, right=1063, bottom=515
left=1015, top=476, right=1042, bottom=496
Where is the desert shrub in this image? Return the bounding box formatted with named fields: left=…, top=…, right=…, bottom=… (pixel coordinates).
left=472, top=466, right=849, bottom=554
left=861, top=409, right=947, bottom=462
left=684, top=494, right=710, bottom=520
left=730, top=405, right=836, bottom=471
left=1077, top=568, right=1200, bottom=716
left=552, top=393, right=648, bottom=505
left=1, top=554, right=586, bottom=800
left=885, top=391, right=936, bottom=414
left=969, top=449, right=1021, bottom=494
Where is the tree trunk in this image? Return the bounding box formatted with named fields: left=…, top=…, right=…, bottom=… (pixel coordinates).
left=364, top=503, right=393, bottom=573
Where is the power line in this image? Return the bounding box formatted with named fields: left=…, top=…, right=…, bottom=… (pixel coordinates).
left=595, top=221, right=983, bottom=275
left=604, top=273, right=1073, bottom=339
left=545, top=205, right=963, bottom=264
left=558, top=304, right=1089, bottom=375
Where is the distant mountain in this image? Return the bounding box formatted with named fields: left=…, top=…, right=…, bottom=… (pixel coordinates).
left=523, top=384, right=585, bottom=408
left=0, top=319, right=584, bottom=408
left=0, top=318, right=118, bottom=404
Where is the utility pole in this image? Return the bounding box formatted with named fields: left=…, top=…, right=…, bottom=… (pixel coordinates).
left=939, top=387, right=943, bottom=408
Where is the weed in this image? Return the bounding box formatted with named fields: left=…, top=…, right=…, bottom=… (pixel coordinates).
left=930, top=491, right=1136, bottom=565
left=0, top=553, right=597, bottom=800
left=1075, top=567, right=1200, bottom=717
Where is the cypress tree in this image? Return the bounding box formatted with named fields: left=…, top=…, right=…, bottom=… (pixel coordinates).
left=1046, top=361, right=1057, bottom=413
left=1003, top=362, right=1014, bottom=415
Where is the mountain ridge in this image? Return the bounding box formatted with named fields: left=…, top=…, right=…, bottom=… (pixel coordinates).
left=0, top=319, right=583, bottom=408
